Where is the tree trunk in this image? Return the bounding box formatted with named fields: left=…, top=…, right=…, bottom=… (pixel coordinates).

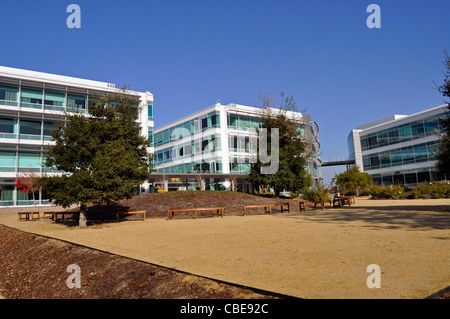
left=79, top=203, right=87, bottom=227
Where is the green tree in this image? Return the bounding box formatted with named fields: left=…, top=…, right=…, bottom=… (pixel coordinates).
left=435, top=51, right=450, bottom=179
left=334, top=165, right=372, bottom=196
left=39, top=89, right=153, bottom=226
left=248, top=92, right=312, bottom=197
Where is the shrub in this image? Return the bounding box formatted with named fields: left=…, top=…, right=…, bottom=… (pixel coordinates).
left=302, top=186, right=331, bottom=202
left=411, top=183, right=450, bottom=199
left=369, top=185, right=406, bottom=199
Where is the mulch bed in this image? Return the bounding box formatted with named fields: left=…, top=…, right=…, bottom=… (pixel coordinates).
left=66, top=191, right=299, bottom=221
left=0, top=225, right=283, bottom=299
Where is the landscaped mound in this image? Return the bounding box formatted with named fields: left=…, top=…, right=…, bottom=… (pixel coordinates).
left=68, top=191, right=299, bottom=220
left=0, top=225, right=282, bottom=299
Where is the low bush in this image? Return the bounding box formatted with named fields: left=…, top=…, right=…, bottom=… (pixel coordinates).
left=302, top=187, right=331, bottom=202
left=411, top=182, right=450, bottom=199
left=369, top=185, right=406, bottom=199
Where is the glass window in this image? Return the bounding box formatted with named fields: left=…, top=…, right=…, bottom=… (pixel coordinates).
left=427, top=142, right=438, bottom=159
left=367, top=135, right=378, bottom=148
left=370, top=155, right=380, bottom=168
left=388, top=128, right=399, bottom=144
left=390, top=149, right=402, bottom=166
left=162, top=130, right=170, bottom=142
left=202, top=139, right=209, bottom=152
left=20, top=120, right=41, bottom=135
left=411, top=122, right=425, bottom=138
left=201, top=117, right=208, bottom=129
left=148, top=101, right=153, bottom=118
left=413, top=145, right=428, bottom=162
left=377, top=130, right=389, bottom=147
left=363, top=156, right=370, bottom=170
left=402, top=146, right=414, bottom=164
left=44, top=92, right=65, bottom=106
left=382, top=175, right=393, bottom=186
left=0, top=118, right=15, bottom=134
left=43, top=122, right=58, bottom=136
left=398, top=124, right=412, bottom=140
left=360, top=137, right=368, bottom=150
left=18, top=152, right=41, bottom=168
left=228, top=115, right=238, bottom=128
left=379, top=152, right=391, bottom=167
left=0, top=86, right=19, bottom=101
left=21, top=89, right=42, bottom=104
left=405, top=173, right=417, bottom=185
left=0, top=184, right=14, bottom=201
left=0, top=151, right=16, bottom=168
left=417, top=170, right=431, bottom=183
left=240, top=117, right=250, bottom=130
left=67, top=95, right=86, bottom=110
left=393, top=174, right=404, bottom=186
left=210, top=114, right=217, bottom=127
left=424, top=120, right=439, bottom=135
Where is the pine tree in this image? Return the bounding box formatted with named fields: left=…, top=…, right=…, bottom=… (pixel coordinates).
left=39, top=90, right=153, bottom=226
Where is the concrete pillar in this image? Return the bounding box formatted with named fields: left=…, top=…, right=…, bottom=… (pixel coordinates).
left=200, top=177, right=205, bottom=191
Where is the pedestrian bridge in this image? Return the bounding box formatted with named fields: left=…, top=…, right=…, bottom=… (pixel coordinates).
left=321, top=157, right=355, bottom=167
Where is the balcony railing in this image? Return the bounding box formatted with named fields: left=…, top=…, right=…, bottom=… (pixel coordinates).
left=20, top=102, right=43, bottom=110
left=0, top=133, right=17, bottom=139
left=0, top=99, right=19, bottom=107
left=44, top=104, right=65, bottom=112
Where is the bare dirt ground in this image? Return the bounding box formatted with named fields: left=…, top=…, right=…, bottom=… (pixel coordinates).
left=0, top=192, right=449, bottom=299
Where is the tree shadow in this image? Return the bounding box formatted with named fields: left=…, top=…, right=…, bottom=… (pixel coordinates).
left=53, top=203, right=133, bottom=227
left=282, top=205, right=450, bottom=230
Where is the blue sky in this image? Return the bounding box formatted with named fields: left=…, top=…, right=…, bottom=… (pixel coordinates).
left=1, top=0, right=449, bottom=184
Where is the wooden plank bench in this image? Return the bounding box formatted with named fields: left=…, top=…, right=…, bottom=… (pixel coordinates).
left=44, top=211, right=79, bottom=221
left=243, top=203, right=290, bottom=216
left=18, top=211, right=40, bottom=221
left=332, top=197, right=353, bottom=208
left=98, top=210, right=146, bottom=222
left=299, top=200, right=332, bottom=211
left=168, top=207, right=223, bottom=220
left=45, top=211, right=145, bottom=223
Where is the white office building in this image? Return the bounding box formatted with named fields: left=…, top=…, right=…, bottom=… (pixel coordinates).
left=150, top=102, right=321, bottom=193
left=0, top=66, right=154, bottom=206
left=348, top=104, right=448, bottom=187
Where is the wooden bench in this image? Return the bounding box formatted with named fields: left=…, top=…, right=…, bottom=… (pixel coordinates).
left=98, top=210, right=146, bottom=222
left=44, top=211, right=146, bottom=222
left=332, top=197, right=354, bottom=208
left=344, top=196, right=356, bottom=204
left=299, top=200, right=332, bottom=211
left=18, top=211, right=40, bottom=221
left=44, top=211, right=79, bottom=221
left=168, top=207, right=223, bottom=220
left=243, top=203, right=290, bottom=216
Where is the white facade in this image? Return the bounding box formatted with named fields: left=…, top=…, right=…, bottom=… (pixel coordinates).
left=348, top=104, right=448, bottom=186
left=151, top=102, right=321, bottom=192
left=0, top=66, right=153, bottom=206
